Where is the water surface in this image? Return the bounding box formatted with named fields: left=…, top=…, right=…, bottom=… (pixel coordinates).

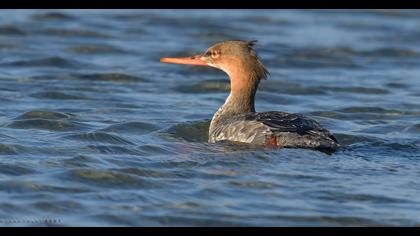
left=0, top=9, right=419, bottom=226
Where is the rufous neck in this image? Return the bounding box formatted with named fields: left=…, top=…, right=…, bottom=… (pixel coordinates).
left=225, top=75, right=258, bottom=114
left=209, top=73, right=259, bottom=135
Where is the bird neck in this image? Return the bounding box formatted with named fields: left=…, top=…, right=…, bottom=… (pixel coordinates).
left=209, top=73, right=259, bottom=135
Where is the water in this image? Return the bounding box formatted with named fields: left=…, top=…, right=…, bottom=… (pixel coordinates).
left=0, top=9, right=419, bottom=226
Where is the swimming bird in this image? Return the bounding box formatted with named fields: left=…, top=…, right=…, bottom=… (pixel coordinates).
left=160, top=40, right=339, bottom=153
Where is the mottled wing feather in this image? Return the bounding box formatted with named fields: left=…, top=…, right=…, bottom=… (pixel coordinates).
left=246, top=111, right=321, bottom=134
left=210, top=111, right=339, bottom=153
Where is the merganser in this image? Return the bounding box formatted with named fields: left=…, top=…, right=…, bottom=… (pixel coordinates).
left=160, top=40, right=339, bottom=153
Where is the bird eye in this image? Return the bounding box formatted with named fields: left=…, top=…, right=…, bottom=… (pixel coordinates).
left=211, top=51, right=219, bottom=59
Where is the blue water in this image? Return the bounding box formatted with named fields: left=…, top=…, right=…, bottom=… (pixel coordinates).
left=0, top=9, right=419, bottom=226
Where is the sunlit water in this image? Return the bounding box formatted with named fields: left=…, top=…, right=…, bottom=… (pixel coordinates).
left=0, top=9, right=419, bottom=226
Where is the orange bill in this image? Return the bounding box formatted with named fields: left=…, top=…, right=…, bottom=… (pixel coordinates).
left=160, top=55, right=208, bottom=66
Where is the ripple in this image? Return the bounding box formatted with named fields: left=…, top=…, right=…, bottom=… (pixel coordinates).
left=368, top=31, right=420, bottom=45
left=35, top=28, right=109, bottom=38
left=348, top=139, right=420, bottom=158
left=0, top=164, right=36, bottom=175
left=0, top=180, right=89, bottom=194
left=286, top=46, right=420, bottom=59
left=7, top=119, right=83, bottom=131
left=143, top=215, right=248, bottom=227
left=309, top=111, right=348, bottom=120
left=30, top=200, right=84, bottom=214
left=277, top=47, right=361, bottom=69
left=31, top=91, right=88, bottom=100
left=62, top=155, right=106, bottom=168
left=31, top=12, right=75, bottom=21
left=0, top=43, right=21, bottom=49
left=31, top=73, right=149, bottom=83
left=273, top=172, right=329, bottom=182
left=257, top=92, right=297, bottom=105
left=68, top=73, right=149, bottom=83
left=101, top=122, right=160, bottom=135
left=86, top=145, right=143, bottom=155
left=3, top=57, right=88, bottom=69
left=350, top=47, right=417, bottom=58
left=144, top=160, right=202, bottom=169
left=64, top=131, right=134, bottom=145
left=310, top=107, right=405, bottom=121
left=0, top=203, right=32, bottom=215
left=65, top=44, right=127, bottom=54
left=67, top=169, right=161, bottom=188
left=370, top=140, right=419, bottom=152
left=111, top=14, right=146, bottom=21
left=276, top=59, right=360, bottom=69
left=385, top=82, right=410, bottom=89
left=314, top=86, right=389, bottom=94
left=0, top=25, right=26, bottom=36
left=336, top=21, right=396, bottom=32
left=310, top=190, right=408, bottom=204
left=360, top=48, right=420, bottom=57
left=356, top=124, right=409, bottom=135
left=229, top=180, right=281, bottom=189
left=276, top=46, right=420, bottom=69
left=261, top=215, right=388, bottom=226
left=111, top=167, right=181, bottom=178
left=174, top=79, right=229, bottom=93
left=145, top=16, right=248, bottom=34
left=138, top=144, right=179, bottom=155
left=166, top=120, right=210, bottom=142
left=15, top=110, right=75, bottom=120
left=339, top=107, right=404, bottom=115
left=260, top=81, right=327, bottom=95
left=7, top=110, right=85, bottom=132
left=333, top=133, right=380, bottom=146
left=405, top=123, right=420, bottom=133
left=0, top=144, right=19, bottom=155
left=192, top=32, right=242, bottom=44
left=241, top=15, right=292, bottom=25
left=124, top=28, right=148, bottom=35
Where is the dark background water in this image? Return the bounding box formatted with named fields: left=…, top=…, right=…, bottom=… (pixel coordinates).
left=0, top=9, right=419, bottom=226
